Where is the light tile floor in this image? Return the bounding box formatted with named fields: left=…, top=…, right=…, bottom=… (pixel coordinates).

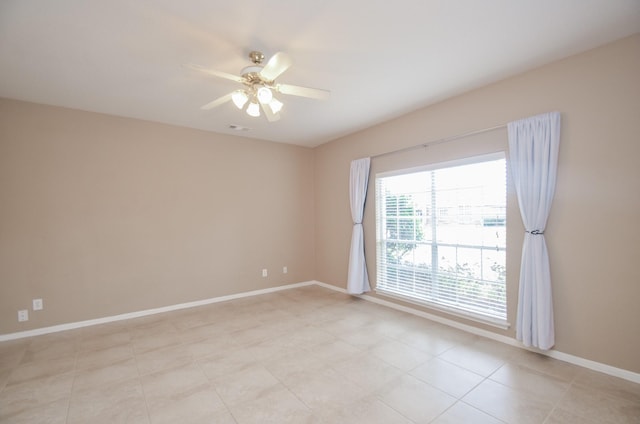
left=1, top=285, right=639, bottom=423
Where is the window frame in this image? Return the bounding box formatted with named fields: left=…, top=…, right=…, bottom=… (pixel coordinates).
left=374, top=152, right=510, bottom=329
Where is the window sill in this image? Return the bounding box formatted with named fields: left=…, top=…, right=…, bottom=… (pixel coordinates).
left=375, top=288, right=511, bottom=330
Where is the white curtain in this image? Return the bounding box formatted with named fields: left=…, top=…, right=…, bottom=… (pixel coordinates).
left=508, top=111, right=561, bottom=350
left=347, top=157, right=371, bottom=294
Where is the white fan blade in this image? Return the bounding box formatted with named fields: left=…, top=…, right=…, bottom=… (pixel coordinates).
left=184, top=63, right=244, bottom=83
left=277, top=83, right=330, bottom=100
left=201, top=93, right=233, bottom=110
left=261, top=102, right=281, bottom=122
left=260, top=52, right=292, bottom=81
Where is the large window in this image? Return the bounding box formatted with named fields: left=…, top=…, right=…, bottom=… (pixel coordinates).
left=375, top=153, right=507, bottom=325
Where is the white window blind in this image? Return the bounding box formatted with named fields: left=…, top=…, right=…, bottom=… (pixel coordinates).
left=375, top=153, right=507, bottom=324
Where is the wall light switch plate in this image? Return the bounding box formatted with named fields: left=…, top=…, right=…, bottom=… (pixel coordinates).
left=262, top=269, right=268, bottom=277
left=33, top=298, right=43, bottom=311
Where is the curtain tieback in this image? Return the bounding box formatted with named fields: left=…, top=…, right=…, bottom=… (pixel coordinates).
left=526, top=229, right=545, bottom=235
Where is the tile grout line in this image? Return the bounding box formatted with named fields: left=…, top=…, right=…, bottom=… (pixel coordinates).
left=540, top=378, right=575, bottom=424
left=64, top=349, right=80, bottom=424
left=270, top=372, right=320, bottom=420
left=131, top=346, right=153, bottom=424
left=194, top=356, right=240, bottom=423
left=2, top=285, right=639, bottom=423
left=373, top=392, right=418, bottom=424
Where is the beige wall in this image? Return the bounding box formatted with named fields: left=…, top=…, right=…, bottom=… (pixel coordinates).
left=0, top=99, right=315, bottom=334
left=314, top=34, right=640, bottom=373
left=1, top=34, right=638, bottom=375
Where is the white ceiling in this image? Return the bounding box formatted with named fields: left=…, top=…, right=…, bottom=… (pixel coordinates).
left=1, top=1, right=638, bottom=147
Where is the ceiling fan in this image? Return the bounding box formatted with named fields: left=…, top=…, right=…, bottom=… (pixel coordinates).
left=186, top=51, right=330, bottom=122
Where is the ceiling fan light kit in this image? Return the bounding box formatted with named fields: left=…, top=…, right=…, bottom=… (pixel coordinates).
left=257, top=86, right=273, bottom=104
left=269, top=98, right=283, bottom=114
left=246, top=101, right=260, bottom=117
left=231, top=90, right=248, bottom=109
left=188, top=50, right=330, bottom=122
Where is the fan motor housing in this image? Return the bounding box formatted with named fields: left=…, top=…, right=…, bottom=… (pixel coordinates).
left=241, top=68, right=264, bottom=84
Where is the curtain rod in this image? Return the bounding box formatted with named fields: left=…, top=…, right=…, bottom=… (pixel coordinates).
left=371, top=123, right=507, bottom=159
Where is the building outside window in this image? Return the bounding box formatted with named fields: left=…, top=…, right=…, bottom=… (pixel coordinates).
left=375, top=153, right=507, bottom=325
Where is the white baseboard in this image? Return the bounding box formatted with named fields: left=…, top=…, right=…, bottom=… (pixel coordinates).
left=0, top=281, right=315, bottom=342
left=2, top=279, right=638, bottom=385
left=313, top=280, right=640, bottom=385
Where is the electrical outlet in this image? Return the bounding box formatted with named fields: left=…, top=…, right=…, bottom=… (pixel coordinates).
left=33, top=298, right=43, bottom=311
left=18, top=309, right=28, bottom=322
left=262, top=269, right=268, bottom=277
left=283, top=266, right=288, bottom=274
